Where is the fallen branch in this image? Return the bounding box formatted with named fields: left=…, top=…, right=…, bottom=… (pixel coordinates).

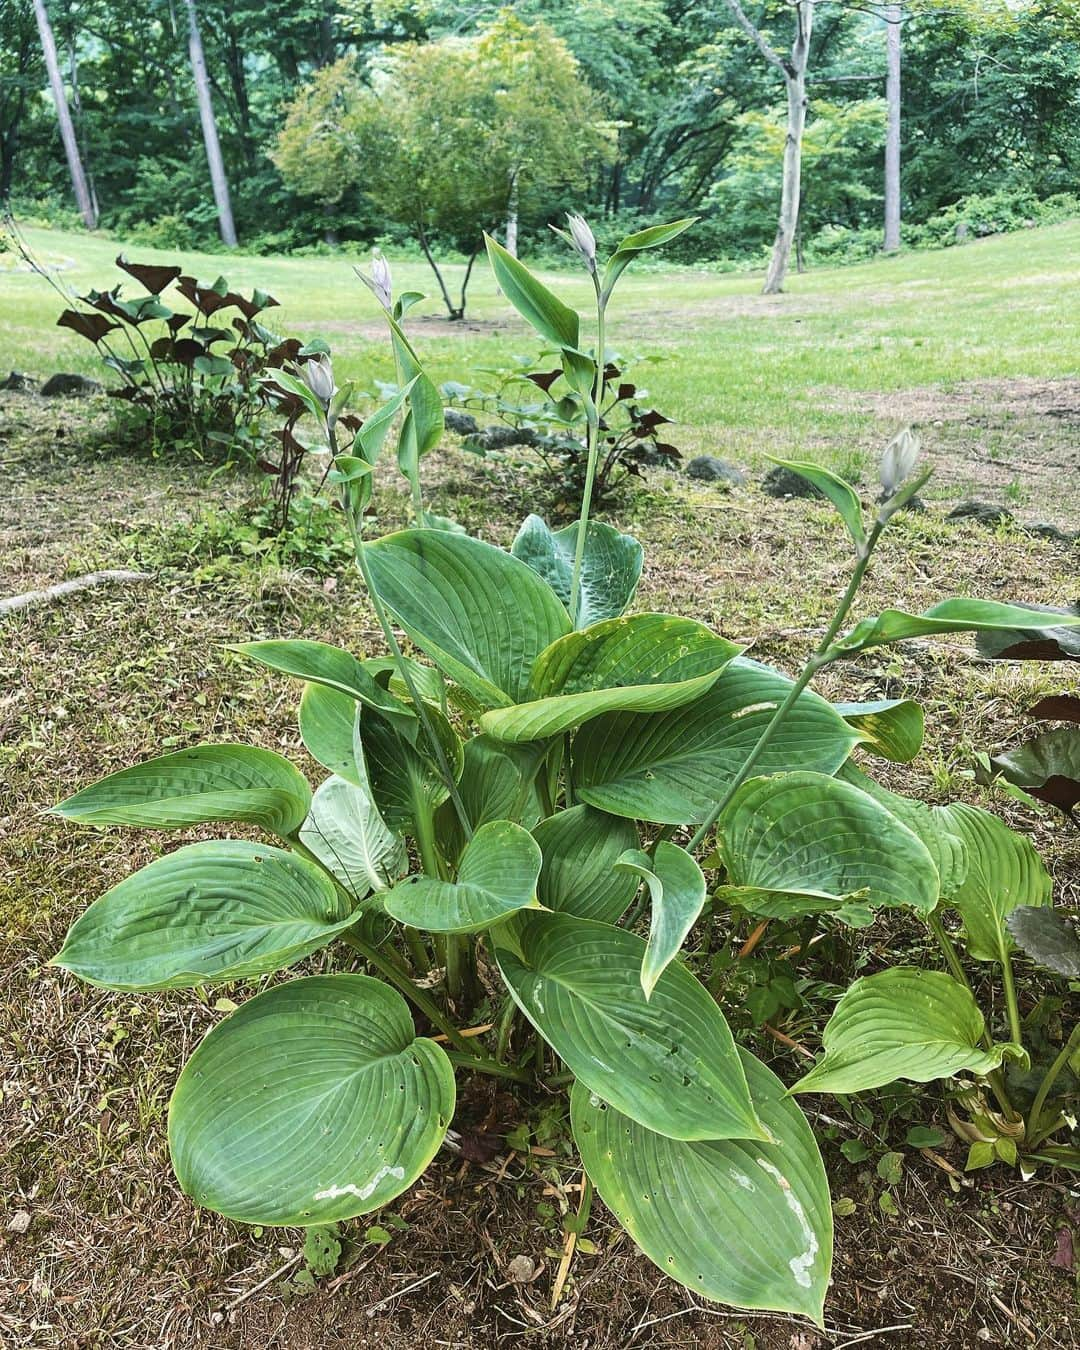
left=0, top=570, right=152, bottom=616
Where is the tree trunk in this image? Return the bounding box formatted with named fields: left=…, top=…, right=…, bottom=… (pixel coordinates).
left=184, top=0, right=237, bottom=248
left=505, top=170, right=519, bottom=257
left=762, top=2, right=813, bottom=295
left=30, top=0, right=97, bottom=228
left=884, top=3, right=902, bottom=253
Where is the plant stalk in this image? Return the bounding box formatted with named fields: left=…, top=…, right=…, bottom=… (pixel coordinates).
left=1026, top=1022, right=1080, bottom=1149
left=569, top=275, right=605, bottom=624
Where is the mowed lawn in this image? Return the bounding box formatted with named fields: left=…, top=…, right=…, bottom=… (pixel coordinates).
left=3, top=219, right=1080, bottom=485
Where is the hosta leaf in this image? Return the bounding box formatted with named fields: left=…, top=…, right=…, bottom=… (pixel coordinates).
left=989, top=728, right=1080, bottom=820
left=836, top=698, right=924, bottom=763
left=495, top=913, right=763, bottom=1141
left=602, top=217, right=698, bottom=294
left=169, top=974, right=455, bottom=1225
left=299, top=683, right=364, bottom=785
left=975, top=604, right=1080, bottom=662
left=765, top=455, right=865, bottom=547
left=1006, top=906, right=1080, bottom=977
left=838, top=763, right=969, bottom=899
left=573, top=658, right=859, bottom=824
left=481, top=614, right=741, bottom=744
left=616, top=843, right=706, bottom=997
left=383, top=820, right=542, bottom=933
left=299, top=775, right=405, bottom=901
left=572, top=1047, right=831, bottom=1323
left=362, top=707, right=462, bottom=839
left=510, top=515, right=643, bottom=628
left=934, top=803, right=1052, bottom=962
left=364, top=530, right=571, bottom=708
left=234, top=639, right=416, bottom=739
left=53, top=841, right=352, bottom=991
left=792, top=968, right=1024, bottom=1095
left=436, top=735, right=545, bottom=860
left=835, top=600, right=1080, bottom=657
left=52, top=744, right=311, bottom=838
left=532, top=805, right=640, bottom=924
left=718, top=771, right=939, bottom=922
left=484, top=234, right=580, bottom=349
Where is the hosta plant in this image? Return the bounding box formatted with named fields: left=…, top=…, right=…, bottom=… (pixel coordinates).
left=52, top=217, right=1080, bottom=1325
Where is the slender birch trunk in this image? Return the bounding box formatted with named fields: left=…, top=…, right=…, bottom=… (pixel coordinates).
left=184, top=0, right=237, bottom=248
left=31, top=0, right=97, bottom=228
left=884, top=3, right=902, bottom=253
left=505, top=169, right=519, bottom=258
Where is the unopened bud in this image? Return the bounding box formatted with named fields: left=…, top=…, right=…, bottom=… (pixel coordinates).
left=880, top=428, right=920, bottom=495
left=565, top=213, right=597, bottom=274
left=302, top=353, right=335, bottom=407
left=370, top=252, right=392, bottom=311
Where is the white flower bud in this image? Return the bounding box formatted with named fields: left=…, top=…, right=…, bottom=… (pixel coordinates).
left=370, top=252, right=393, bottom=311
left=302, top=353, right=335, bottom=407
left=565, top=213, right=597, bottom=274
left=880, top=427, right=920, bottom=495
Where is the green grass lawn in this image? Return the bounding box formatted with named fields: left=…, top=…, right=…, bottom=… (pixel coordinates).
left=4, top=219, right=1080, bottom=480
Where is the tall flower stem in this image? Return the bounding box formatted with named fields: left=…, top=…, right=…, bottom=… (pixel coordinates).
left=569, top=274, right=605, bottom=625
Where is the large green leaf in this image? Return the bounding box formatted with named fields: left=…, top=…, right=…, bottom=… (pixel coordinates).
left=792, top=968, right=1024, bottom=1095
left=572, top=1047, right=831, bottom=1323
left=1006, top=906, right=1080, bottom=977
left=364, top=530, right=571, bottom=708
left=435, top=735, right=545, bottom=860
left=602, top=217, right=698, bottom=296
left=532, top=804, right=640, bottom=924
left=934, top=803, right=1052, bottom=962
left=974, top=603, right=1080, bottom=662
left=510, top=515, right=643, bottom=628
left=989, top=728, right=1080, bottom=820
left=53, top=841, right=352, bottom=991
left=299, top=775, right=405, bottom=902
left=495, top=913, right=763, bottom=1141
left=484, top=234, right=580, bottom=349
left=573, top=658, right=860, bottom=824
left=838, top=763, right=969, bottom=899
left=765, top=455, right=865, bottom=548
left=383, top=820, right=542, bottom=933
left=834, top=600, right=1080, bottom=657
left=169, top=975, right=455, bottom=1225
left=717, top=771, right=939, bottom=923
left=299, top=683, right=364, bottom=785
left=362, top=707, right=462, bottom=839
left=836, top=698, right=925, bottom=763
left=481, top=614, right=741, bottom=744
left=234, top=639, right=416, bottom=739
left=616, top=843, right=706, bottom=997
left=52, top=745, right=311, bottom=838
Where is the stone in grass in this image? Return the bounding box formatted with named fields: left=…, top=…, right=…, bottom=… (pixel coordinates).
left=443, top=408, right=480, bottom=437
left=947, top=500, right=1015, bottom=528
left=1023, top=521, right=1076, bottom=546
left=41, top=372, right=102, bottom=398
left=0, top=371, right=36, bottom=392
left=762, top=464, right=825, bottom=499
left=685, top=455, right=747, bottom=487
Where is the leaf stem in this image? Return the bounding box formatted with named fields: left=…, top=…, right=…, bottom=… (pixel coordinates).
left=569, top=276, right=605, bottom=624
left=445, top=1050, right=532, bottom=1084
left=999, top=949, right=1024, bottom=1049
left=1026, top=1022, right=1080, bottom=1149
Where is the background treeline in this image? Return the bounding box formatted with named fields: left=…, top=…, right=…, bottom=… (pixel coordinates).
left=3, top=0, right=1079, bottom=266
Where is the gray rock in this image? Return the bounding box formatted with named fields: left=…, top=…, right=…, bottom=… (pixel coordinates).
left=1023, top=521, right=1076, bottom=545
left=463, top=425, right=540, bottom=453
left=41, top=372, right=102, bottom=397
left=686, top=455, right=747, bottom=486
left=947, top=500, right=1014, bottom=527
left=0, top=371, right=35, bottom=392
left=762, top=465, right=825, bottom=499
left=443, top=408, right=480, bottom=436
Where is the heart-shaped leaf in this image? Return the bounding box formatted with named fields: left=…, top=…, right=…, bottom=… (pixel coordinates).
left=836, top=698, right=925, bottom=763
left=532, top=804, right=640, bottom=924
left=934, top=803, right=1052, bottom=962
left=1006, top=906, right=1080, bottom=977
left=717, top=771, right=939, bottom=921
left=299, top=683, right=365, bottom=785
left=792, top=968, right=1025, bottom=1095
left=51, top=744, right=311, bottom=838
left=495, top=913, right=763, bottom=1141
left=616, top=844, right=706, bottom=997
left=169, top=974, right=455, bottom=1225
left=383, top=820, right=542, bottom=933
left=435, top=735, right=545, bottom=861
left=573, top=658, right=860, bottom=824
left=511, top=515, right=643, bottom=628
left=572, top=1047, right=831, bottom=1324
left=481, top=614, right=741, bottom=744
left=53, top=841, right=352, bottom=990
left=299, top=775, right=405, bottom=901
left=364, top=530, right=571, bottom=708
left=484, top=234, right=580, bottom=349
left=989, top=728, right=1080, bottom=821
